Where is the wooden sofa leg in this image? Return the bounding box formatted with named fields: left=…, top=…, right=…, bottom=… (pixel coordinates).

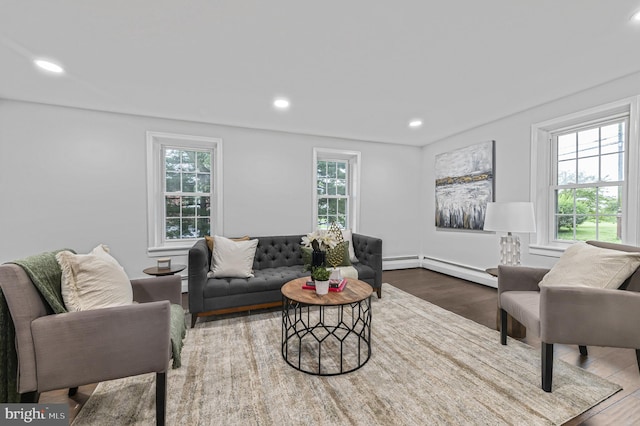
left=579, top=345, right=588, bottom=356
left=156, top=372, right=166, bottom=426
left=542, top=342, right=553, bottom=392
left=68, top=387, right=78, bottom=396
left=376, top=287, right=382, bottom=299
left=500, top=309, right=507, bottom=345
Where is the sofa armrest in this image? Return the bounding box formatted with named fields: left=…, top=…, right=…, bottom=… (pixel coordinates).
left=188, top=239, right=210, bottom=314
left=352, top=233, right=383, bottom=289
left=540, top=285, right=640, bottom=348
left=131, top=275, right=182, bottom=305
left=30, top=301, right=171, bottom=392
left=497, top=265, right=549, bottom=301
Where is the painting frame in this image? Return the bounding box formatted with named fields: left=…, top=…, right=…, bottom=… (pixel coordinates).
left=435, top=140, right=495, bottom=230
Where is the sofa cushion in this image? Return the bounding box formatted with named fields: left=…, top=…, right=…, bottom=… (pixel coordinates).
left=252, top=236, right=304, bottom=270
left=203, top=266, right=308, bottom=298
left=210, top=236, right=259, bottom=278
left=500, top=291, right=541, bottom=337
left=56, top=244, right=133, bottom=311
left=539, top=241, right=640, bottom=290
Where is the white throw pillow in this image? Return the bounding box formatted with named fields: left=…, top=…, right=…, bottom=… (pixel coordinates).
left=539, top=241, right=640, bottom=289
left=211, top=235, right=259, bottom=278
left=56, top=244, right=133, bottom=311
left=341, top=229, right=359, bottom=263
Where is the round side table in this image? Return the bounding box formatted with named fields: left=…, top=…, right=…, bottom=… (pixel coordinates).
left=143, top=264, right=186, bottom=276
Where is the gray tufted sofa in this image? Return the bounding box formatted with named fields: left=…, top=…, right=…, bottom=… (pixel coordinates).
left=188, top=234, right=382, bottom=327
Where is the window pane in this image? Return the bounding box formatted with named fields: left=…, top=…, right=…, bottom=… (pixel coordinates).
left=337, top=163, right=347, bottom=179
left=336, top=180, right=346, bottom=196
left=183, top=173, right=196, bottom=192
left=597, top=216, right=621, bottom=243
left=196, top=218, right=210, bottom=237
left=600, top=153, right=623, bottom=182
left=197, top=196, right=211, bottom=216
left=601, top=123, right=624, bottom=155
left=337, top=215, right=347, bottom=229
left=318, top=198, right=328, bottom=216
left=165, top=149, right=181, bottom=171
left=181, top=218, right=196, bottom=238
left=182, top=196, right=197, bottom=217
left=197, top=151, right=211, bottom=172
left=166, top=218, right=181, bottom=239
left=166, top=172, right=180, bottom=192
left=557, top=134, right=576, bottom=161
left=577, top=157, right=598, bottom=183
left=327, top=180, right=336, bottom=196
left=576, top=216, right=597, bottom=241
left=328, top=198, right=337, bottom=215
left=181, top=151, right=196, bottom=172
left=327, top=161, right=337, bottom=178
left=557, top=160, right=575, bottom=185
left=317, top=179, right=326, bottom=195
left=338, top=198, right=346, bottom=215
left=317, top=161, right=327, bottom=178
left=556, top=215, right=575, bottom=241
left=165, top=196, right=180, bottom=218
left=197, top=173, right=210, bottom=192
left=577, top=128, right=599, bottom=158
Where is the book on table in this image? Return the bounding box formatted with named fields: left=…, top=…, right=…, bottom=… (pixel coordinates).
left=302, top=278, right=347, bottom=292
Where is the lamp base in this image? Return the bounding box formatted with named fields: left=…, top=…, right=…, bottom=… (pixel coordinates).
left=499, top=232, right=521, bottom=266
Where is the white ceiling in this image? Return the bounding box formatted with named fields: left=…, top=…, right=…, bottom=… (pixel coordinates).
left=2, top=1, right=640, bottom=146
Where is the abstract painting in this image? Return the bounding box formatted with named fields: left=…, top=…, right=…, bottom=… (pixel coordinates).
left=435, top=140, right=495, bottom=230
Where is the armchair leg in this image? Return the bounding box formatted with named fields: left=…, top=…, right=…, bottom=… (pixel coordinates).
left=190, top=314, right=198, bottom=328
left=636, top=349, right=640, bottom=373
left=579, top=345, right=588, bottom=356
left=19, top=391, right=39, bottom=403
left=542, top=342, right=553, bottom=393
left=499, top=309, right=507, bottom=345
left=376, top=287, right=382, bottom=299
left=156, top=372, right=166, bottom=426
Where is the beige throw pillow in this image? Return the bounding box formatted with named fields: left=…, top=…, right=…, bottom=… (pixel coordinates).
left=539, top=241, right=640, bottom=289
left=341, top=229, right=359, bottom=263
left=56, top=244, right=133, bottom=311
left=211, top=235, right=259, bottom=278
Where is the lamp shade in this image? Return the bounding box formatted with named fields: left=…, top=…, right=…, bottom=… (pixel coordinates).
left=483, top=202, right=536, bottom=233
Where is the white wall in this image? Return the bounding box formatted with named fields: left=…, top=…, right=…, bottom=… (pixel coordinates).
left=421, top=70, right=640, bottom=283
left=0, top=99, right=422, bottom=280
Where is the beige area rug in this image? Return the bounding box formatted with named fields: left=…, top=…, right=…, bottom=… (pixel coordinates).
left=73, top=283, right=621, bottom=425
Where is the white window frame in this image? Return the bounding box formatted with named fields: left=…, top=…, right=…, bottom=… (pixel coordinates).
left=312, top=148, right=361, bottom=232
left=530, top=96, right=640, bottom=257
left=146, top=131, right=223, bottom=256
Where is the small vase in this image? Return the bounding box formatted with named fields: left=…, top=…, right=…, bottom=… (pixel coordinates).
left=315, top=280, right=329, bottom=295
left=311, top=250, right=326, bottom=267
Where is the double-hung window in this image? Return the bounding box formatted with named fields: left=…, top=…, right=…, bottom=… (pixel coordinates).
left=552, top=118, right=626, bottom=242
left=531, top=97, right=640, bottom=256
left=147, top=132, right=223, bottom=254
left=313, top=148, right=360, bottom=231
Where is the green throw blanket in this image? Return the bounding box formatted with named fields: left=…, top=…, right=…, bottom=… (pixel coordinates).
left=1, top=249, right=71, bottom=403
left=1, top=250, right=186, bottom=403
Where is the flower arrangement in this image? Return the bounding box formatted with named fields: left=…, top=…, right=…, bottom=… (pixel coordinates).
left=301, top=230, right=338, bottom=252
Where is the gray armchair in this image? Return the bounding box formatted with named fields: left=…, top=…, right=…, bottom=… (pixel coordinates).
left=0, top=264, right=181, bottom=425
left=498, top=240, right=640, bottom=392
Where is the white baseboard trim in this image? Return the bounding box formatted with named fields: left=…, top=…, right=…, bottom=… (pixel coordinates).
left=383, top=257, right=421, bottom=270
left=420, top=256, right=497, bottom=288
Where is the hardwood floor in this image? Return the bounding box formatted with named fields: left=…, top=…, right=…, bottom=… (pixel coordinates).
left=41, top=268, right=640, bottom=425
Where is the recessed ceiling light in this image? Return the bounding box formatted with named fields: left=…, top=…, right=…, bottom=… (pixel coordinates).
left=273, top=98, right=290, bottom=109
left=409, top=119, right=423, bottom=128
left=632, top=9, right=640, bottom=22
left=34, top=59, right=64, bottom=74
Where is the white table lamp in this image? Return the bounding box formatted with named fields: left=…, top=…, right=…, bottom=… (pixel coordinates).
left=483, top=202, right=536, bottom=266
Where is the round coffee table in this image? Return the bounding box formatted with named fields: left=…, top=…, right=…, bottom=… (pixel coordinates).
left=142, top=264, right=186, bottom=276
left=281, top=277, right=373, bottom=376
